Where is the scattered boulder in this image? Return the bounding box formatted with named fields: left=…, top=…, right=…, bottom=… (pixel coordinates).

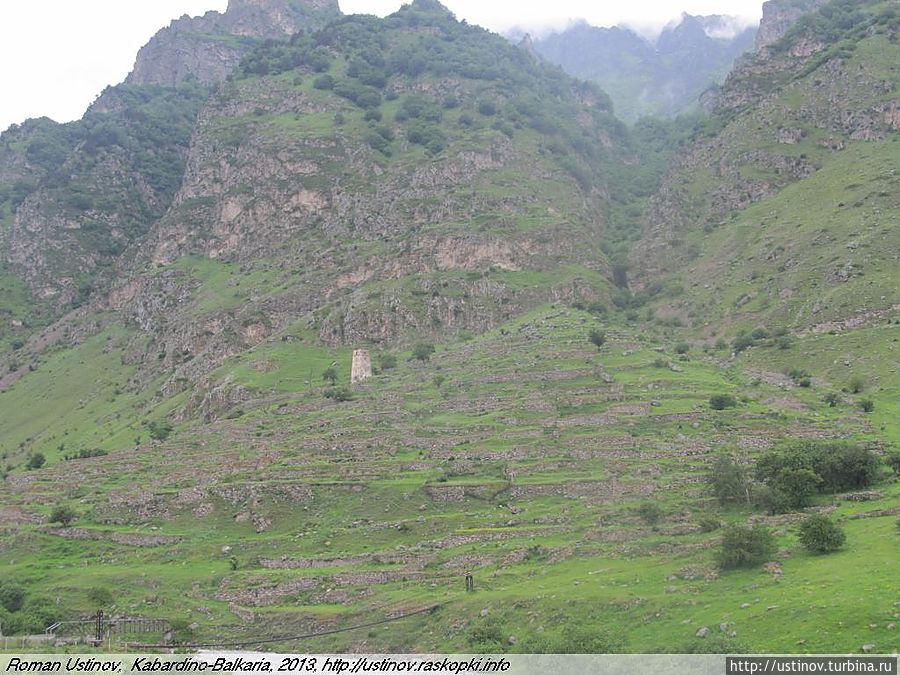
left=696, top=627, right=710, bottom=638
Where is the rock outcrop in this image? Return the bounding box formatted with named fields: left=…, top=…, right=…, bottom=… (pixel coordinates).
left=755, top=0, right=829, bottom=51
left=126, top=0, right=341, bottom=87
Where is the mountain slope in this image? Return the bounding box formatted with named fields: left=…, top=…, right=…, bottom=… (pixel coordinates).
left=533, top=15, right=757, bottom=122
left=0, top=0, right=897, bottom=656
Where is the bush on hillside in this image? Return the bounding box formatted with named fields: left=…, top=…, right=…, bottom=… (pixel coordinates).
left=25, top=453, right=46, bottom=470
left=49, top=505, right=77, bottom=527
left=798, top=514, right=846, bottom=554
left=717, top=525, right=776, bottom=570
left=588, top=329, right=606, bottom=350
left=0, top=583, right=26, bottom=613
left=637, top=502, right=663, bottom=525
left=710, top=394, right=737, bottom=410
left=709, top=455, right=751, bottom=505
left=411, top=343, right=435, bottom=362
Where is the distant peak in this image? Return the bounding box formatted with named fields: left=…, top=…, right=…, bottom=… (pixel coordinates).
left=227, top=0, right=339, bottom=11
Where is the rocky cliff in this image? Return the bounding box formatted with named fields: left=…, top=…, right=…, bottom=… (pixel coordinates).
left=126, top=0, right=341, bottom=87
left=755, top=0, right=830, bottom=50
left=0, top=2, right=632, bottom=393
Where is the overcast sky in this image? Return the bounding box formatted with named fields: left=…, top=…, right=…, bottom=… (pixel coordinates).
left=0, top=1, right=763, bottom=133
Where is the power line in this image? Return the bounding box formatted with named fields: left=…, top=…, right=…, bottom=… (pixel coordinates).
left=126, top=604, right=442, bottom=651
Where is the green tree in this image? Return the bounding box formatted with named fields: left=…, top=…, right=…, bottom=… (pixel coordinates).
left=26, top=453, right=46, bottom=470
left=411, top=343, right=435, bottom=362
left=0, top=583, right=26, bottom=612
left=886, top=452, right=900, bottom=476
left=847, top=375, right=866, bottom=394
left=773, top=468, right=822, bottom=510
left=86, top=587, right=114, bottom=607
left=709, top=455, right=751, bottom=505
left=49, top=505, right=77, bottom=527
left=147, top=420, right=173, bottom=441
left=637, top=502, right=663, bottom=525
left=322, top=366, right=338, bottom=386
left=859, top=399, right=874, bottom=413
left=798, top=514, right=846, bottom=554
left=709, top=394, right=737, bottom=410
left=588, top=328, right=606, bottom=350
left=717, top=525, right=776, bottom=570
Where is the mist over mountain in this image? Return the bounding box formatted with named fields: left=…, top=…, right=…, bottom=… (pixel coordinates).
left=531, top=14, right=757, bottom=121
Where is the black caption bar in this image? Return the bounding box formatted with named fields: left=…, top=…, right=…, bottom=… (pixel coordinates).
left=726, top=657, right=897, bottom=675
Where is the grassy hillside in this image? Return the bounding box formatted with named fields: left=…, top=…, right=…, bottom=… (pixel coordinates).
left=1, top=305, right=896, bottom=653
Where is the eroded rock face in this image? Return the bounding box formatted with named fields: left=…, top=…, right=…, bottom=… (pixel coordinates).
left=126, top=0, right=341, bottom=88
left=755, top=0, right=829, bottom=51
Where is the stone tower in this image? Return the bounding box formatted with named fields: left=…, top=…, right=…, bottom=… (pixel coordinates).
left=351, top=349, right=372, bottom=384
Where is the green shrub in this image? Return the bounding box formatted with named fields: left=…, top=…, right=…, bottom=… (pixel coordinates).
left=25, top=453, right=46, bottom=470
left=798, top=514, right=845, bottom=554
left=525, top=625, right=622, bottom=653
left=698, top=516, right=722, bottom=533
left=709, top=394, right=737, bottom=410
left=675, top=342, right=690, bottom=354
left=322, top=366, right=338, bottom=386
left=773, top=468, right=822, bottom=509
left=754, top=442, right=878, bottom=511
left=49, top=505, right=77, bottom=527
left=147, top=420, right=173, bottom=441
left=324, top=386, right=353, bottom=402
left=709, top=455, right=750, bottom=505
left=411, top=343, right=435, bottom=362
left=588, top=329, right=606, bottom=350
left=859, top=399, right=874, bottom=413
left=717, top=525, right=777, bottom=570
left=637, top=502, right=663, bottom=525
left=379, top=353, right=397, bottom=370
left=823, top=392, right=841, bottom=407
left=886, top=452, right=900, bottom=476
left=466, top=616, right=506, bottom=653
left=847, top=375, right=866, bottom=394
left=0, top=583, right=26, bottom=612
left=86, top=587, right=114, bottom=607
left=313, top=74, right=335, bottom=90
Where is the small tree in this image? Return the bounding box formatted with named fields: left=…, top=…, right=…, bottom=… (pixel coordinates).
left=147, top=420, right=173, bottom=441
left=0, top=582, right=26, bottom=612
left=717, top=525, right=776, bottom=570
left=588, top=329, right=606, bottom=350
left=26, top=453, right=46, bottom=470
left=86, top=587, right=114, bottom=607
left=774, top=468, right=822, bottom=510
left=709, top=455, right=751, bottom=505
left=710, top=394, right=737, bottom=410
left=823, top=392, right=841, bottom=407
left=798, top=514, right=846, bottom=554
left=637, top=502, right=663, bottom=525
left=886, top=452, right=900, bottom=476
left=322, top=366, right=338, bottom=386
left=411, top=343, right=435, bottom=362
left=847, top=376, right=866, bottom=394
left=49, top=505, right=77, bottom=527
left=859, top=399, right=874, bottom=413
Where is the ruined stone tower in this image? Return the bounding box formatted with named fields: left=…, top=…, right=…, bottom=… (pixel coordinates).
left=351, top=349, right=372, bottom=384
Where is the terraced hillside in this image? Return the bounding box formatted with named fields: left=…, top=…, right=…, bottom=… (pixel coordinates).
left=1, top=306, right=897, bottom=653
